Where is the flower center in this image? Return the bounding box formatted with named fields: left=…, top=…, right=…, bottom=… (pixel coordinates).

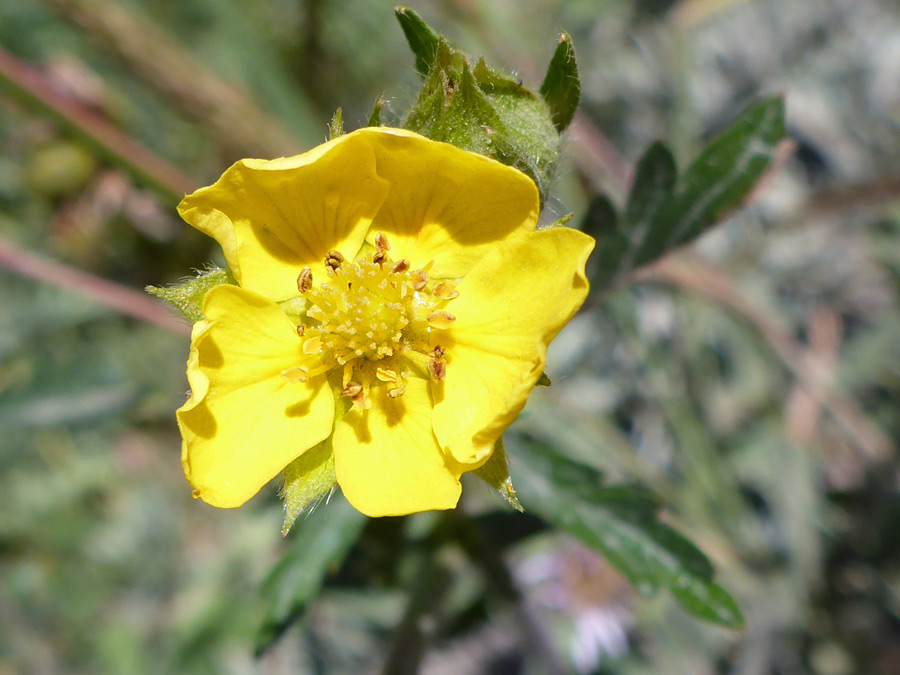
left=284, top=233, right=458, bottom=409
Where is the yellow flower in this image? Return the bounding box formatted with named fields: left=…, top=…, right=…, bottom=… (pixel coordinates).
left=176, top=127, right=593, bottom=517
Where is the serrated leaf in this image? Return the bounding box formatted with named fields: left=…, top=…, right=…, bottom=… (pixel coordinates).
left=588, top=97, right=785, bottom=293
left=280, top=439, right=338, bottom=535
left=539, top=32, right=580, bottom=133
left=473, top=438, right=523, bottom=511
left=395, top=6, right=441, bottom=78
left=509, top=439, right=743, bottom=627
left=146, top=268, right=230, bottom=323
left=328, top=107, right=344, bottom=139
left=255, top=494, right=367, bottom=655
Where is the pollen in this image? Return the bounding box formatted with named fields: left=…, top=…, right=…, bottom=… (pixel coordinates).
left=285, top=234, right=461, bottom=401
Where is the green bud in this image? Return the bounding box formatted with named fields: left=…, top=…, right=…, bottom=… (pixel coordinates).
left=396, top=8, right=580, bottom=205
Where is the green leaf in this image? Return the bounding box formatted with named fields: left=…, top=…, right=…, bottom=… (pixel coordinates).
left=625, top=141, right=677, bottom=226
left=280, top=439, right=338, bottom=535
left=328, top=107, right=344, bottom=139
left=394, top=6, right=441, bottom=78
left=539, top=32, right=580, bottom=133
left=587, top=97, right=785, bottom=292
left=255, top=494, right=367, bottom=655
left=146, top=267, right=231, bottom=323
left=636, top=97, right=784, bottom=264
left=473, top=438, right=523, bottom=512
left=509, top=439, right=743, bottom=626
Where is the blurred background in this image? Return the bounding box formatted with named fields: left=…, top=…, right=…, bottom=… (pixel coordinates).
left=1, top=0, right=899, bottom=673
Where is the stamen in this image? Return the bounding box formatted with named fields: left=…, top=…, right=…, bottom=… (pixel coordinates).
left=376, top=367, right=399, bottom=383
left=297, top=267, right=313, bottom=293
left=431, top=345, right=445, bottom=360
left=325, top=250, right=345, bottom=272
left=341, top=381, right=363, bottom=398
left=388, top=384, right=407, bottom=398
left=281, top=366, right=308, bottom=383
left=373, top=233, right=390, bottom=265
left=411, top=269, right=428, bottom=291
left=428, top=359, right=446, bottom=381
left=375, top=232, right=391, bottom=252
left=391, top=259, right=410, bottom=274
left=427, top=310, right=456, bottom=330
left=434, top=281, right=459, bottom=300
left=302, top=336, right=323, bottom=355
left=352, top=388, right=372, bottom=410
left=296, top=323, right=306, bottom=336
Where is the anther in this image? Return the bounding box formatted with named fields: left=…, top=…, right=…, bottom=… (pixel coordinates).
left=341, top=381, right=363, bottom=398
left=373, top=233, right=390, bottom=265
left=297, top=267, right=313, bottom=293
left=296, top=323, right=306, bottom=337
left=434, top=281, right=459, bottom=300
left=352, top=388, right=372, bottom=411
left=375, top=232, right=391, bottom=253
left=428, top=359, right=446, bottom=381
left=281, top=366, right=308, bottom=383
left=376, top=367, right=399, bottom=384
left=427, top=310, right=456, bottom=330
left=388, top=384, right=407, bottom=398
left=302, top=336, right=322, bottom=355
left=431, top=345, right=445, bottom=360
left=391, top=259, right=410, bottom=274
left=411, top=269, right=428, bottom=291
left=325, top=250, right=344, bottom=272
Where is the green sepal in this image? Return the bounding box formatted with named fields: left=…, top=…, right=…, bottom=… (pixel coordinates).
left=280, top=439, right=339, bottom=536
left=328, top=107, right=344, bottom=139
left=367, top=97, right=386, bottom=127
left=536, top=371, right=552, bottom=386
left=539, top=32, right=580, bottom=133
left=146, top=267, right=232, bottom=323
left=473, top=437, right=523, bottom=512
left=395, top=6, right=441, bottom=78
left=543, top=213, right=575, bottom=229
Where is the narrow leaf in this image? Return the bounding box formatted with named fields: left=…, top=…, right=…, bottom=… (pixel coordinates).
left=539, top=33, right=580, bottom=133
left=146, top=267, right=230, bottom=323
left=395, top=6, right=441, bottom=78
left=587, top=97, right=785, bottom=293
left=625, top=141, right=677, bottom=226
left=255, top=495, right=367, bottom=654
left=509, top=438, right=743, bottom=626
left=634, top=97, right=785, bottom=266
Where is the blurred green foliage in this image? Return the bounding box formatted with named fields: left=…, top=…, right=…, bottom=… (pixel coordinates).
left=2, top=0, right=900, bottom=674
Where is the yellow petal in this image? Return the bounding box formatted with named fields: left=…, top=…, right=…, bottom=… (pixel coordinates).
left=431, top=228, right=594, bottom=464
left=362, top=128, right=540, bottom=278
left=178, top=285, right=335, bottom=507
left=178, top=132, right=390, bottom=302
left=332, top=376, right=462, bottom=517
